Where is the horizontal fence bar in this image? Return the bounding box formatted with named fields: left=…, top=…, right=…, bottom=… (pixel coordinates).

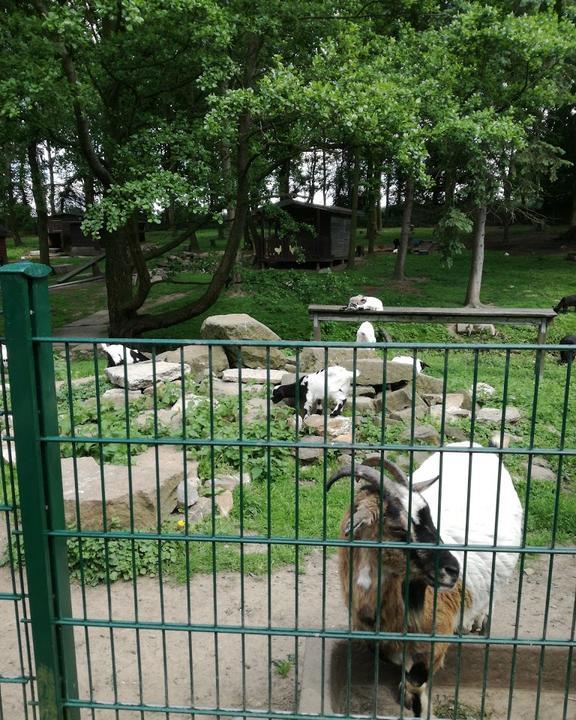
left=63, top=698, right=404, bottom=720
left=38, top=434, right=576, bottom=456
left=32, top=336, right=574, bottom=350
left=0, top=675, right=34, bottom=685
left=53, top=617, right=576, bottom=648
left=45, top=528, right=575, bottom=554
left=0, top=592, right=26, bottom=601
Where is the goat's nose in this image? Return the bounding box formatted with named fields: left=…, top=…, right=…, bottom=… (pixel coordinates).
left=441, top=556, right=460, bottom=584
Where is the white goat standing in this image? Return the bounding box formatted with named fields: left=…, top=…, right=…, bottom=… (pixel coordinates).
left=272, top=365, right=359, bottom=418
left=356, top=321, right=376, bottom=344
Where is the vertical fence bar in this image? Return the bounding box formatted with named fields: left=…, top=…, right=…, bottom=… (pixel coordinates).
left=0, top=262, right=79, bottom=720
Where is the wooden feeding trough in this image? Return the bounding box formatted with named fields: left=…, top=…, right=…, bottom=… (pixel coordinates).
left=253, top=199, right=353, bottom=268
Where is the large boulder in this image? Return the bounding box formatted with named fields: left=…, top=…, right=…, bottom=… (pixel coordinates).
left=156, top=345, right=229, bottom=380
left=200, top=314, right=286, bottom=369
left=61, top=446, right=186, bottom=530
left=105, top=361, right=190, bottom=390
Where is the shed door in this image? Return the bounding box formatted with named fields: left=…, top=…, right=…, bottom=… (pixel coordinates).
left=330, top=216, right=351, bottom=258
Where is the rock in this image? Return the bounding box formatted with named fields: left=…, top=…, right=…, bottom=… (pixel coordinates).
left=415, top=374, right=445, bottom=395
left=422, top=393, right=443, bottom=406
left=477, top=407, right=521, bottom=424
left=171, top=393, right=212, bottom=415
left=326, top=416, right=352, bottom=438
left=430, top=404, right=470, bottom=422
left=333, top=433, right=352, bottom=444
left=176, top=476, right=200, bottom=508
left=210, top=472, right=251, bottom=493
left=357, top=386, right=376, bottom=398
left=396, top=451, right=432, bottom=471
left=135, top=408, right=182, bottom=433
left=297, top=348, right=413, bottom=386
left=375, top=387, right=412, bottom=413
left=445, top=426, right=468, bottom=442
left=522, top=461, right=557, bottom=482
left=303, top=415, right=325, bottom=432
left=187, top=496, right=213, bottom=525
left=105, top=361, right=190, bottom=390
left=352, top=396, right=376, bottom=414
left=207, top=379, right=263, bottom=398
left=101, top=388, right=144, bottom=408
left=61, top=447, right=185, bottom=530
left=445, top=392, right=465, bottom=408
left=285, top=363, right=297, bottom=374
left=222, top=368, right=284, bottom=385
left=200, top=313, right=286, bottom=369
left=156, top=345, right=229, bottom=380
left=401, top=424, right=441, bottom=446
left=471, top=382, right=496, bottom=402
left=215, top=490, right=234, bottom=518
left=389, top=405, right=428, bottom=423
left=242, top=398, right=269, bottom=424
left=293, top=436, right=323, bottom=461
left=69, top=343, right=96, bottom=360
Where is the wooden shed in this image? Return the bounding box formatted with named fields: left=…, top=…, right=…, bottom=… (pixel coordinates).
left=253, top=199, right=353, bottom=268
left=47, top=211, right=98, bottom=255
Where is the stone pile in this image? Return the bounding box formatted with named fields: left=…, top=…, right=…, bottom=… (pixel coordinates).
left=53, top=313, right=526, bottom=530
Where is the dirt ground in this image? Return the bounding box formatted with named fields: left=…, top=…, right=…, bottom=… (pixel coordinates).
left=2, top=548, right=575, bottom=719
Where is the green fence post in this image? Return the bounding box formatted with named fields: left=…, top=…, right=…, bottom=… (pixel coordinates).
left=0, top=262, right=79, bottom=720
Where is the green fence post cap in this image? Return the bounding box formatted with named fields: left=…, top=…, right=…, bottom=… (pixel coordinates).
left=0, top=262, right=52, bottom=278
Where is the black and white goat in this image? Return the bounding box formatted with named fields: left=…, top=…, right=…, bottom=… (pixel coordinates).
left=328, top=442, right=522, bottom=717
left=272, top=365, right=358, bottom=418
left=99, top=343, right=148, bottom=368
left=0, top=344, right=7, bottom=367
left=553, top=294, right=576, bottom=313
left=558, top=335, right=576, bottom=364
left=344, top=295, right=384, bottom=312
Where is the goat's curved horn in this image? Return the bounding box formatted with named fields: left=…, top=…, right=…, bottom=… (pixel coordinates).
left=326, top=464, right=383, bottom=492
left=410, top=473, right=440, bottom=492
left=379, top=459, right=409, bottom=488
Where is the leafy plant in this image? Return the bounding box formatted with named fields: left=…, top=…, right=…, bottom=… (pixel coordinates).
left=272, top=654, right=295, bottom=678
left=434, top=208, right=472, bottom=268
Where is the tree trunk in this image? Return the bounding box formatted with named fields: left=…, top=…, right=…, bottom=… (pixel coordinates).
left=307, top=149, right=317, bottom=203
left=464, top=205, right=488, bottom=307
left=188, top=230, right=200, bottom=252
left=384, top=173, right=390, bottom=220
left=570, top=184, right=576, bottom=228
left=5, top=159, right=23, bottom=246
left=101, top=225, right=137, bottom=335
left=393, top=177, right=414, bottom=281
left=365, top=154, right=377, bottom=255
left=322, top=150, right=328, bottom=206
left=27, top=142, right=51, bottom=267
left=46, top=143, right=57, bottom=214
left=347, top=147, right=360, bottom=269
left=18, top=155, right=30, bottom=207
left=278, top=159, right=290, bottom=200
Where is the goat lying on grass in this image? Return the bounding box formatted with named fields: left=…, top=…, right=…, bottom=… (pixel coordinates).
left=328, top=442, right=522, bottom=717
left=99, top=343, right=148, bottom=368
left=272, top=365, right=358, bottom=418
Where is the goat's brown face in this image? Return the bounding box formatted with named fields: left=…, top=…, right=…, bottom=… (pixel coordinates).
left=339, top=474, right=460, bottom=591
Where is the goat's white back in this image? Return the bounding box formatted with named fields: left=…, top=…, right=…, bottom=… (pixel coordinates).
left=390, top=355, right=423, bottom=374
left=100, top=343, right=139, bottom=366
left=356, top=321, right=376, bottom=344
left=304, top=365, right=357, bottom=415
left=413, top=442, right=522, bottom=630
left=346, top=295, right=383, bottom=312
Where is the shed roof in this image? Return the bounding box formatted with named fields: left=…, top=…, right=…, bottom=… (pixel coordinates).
left=275, top=198, right=354, bottom=215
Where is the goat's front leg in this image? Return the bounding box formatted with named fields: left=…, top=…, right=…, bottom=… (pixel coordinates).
left=329, top=398, right=346, bottom=417
left=398, top=656, right=430, bottom=718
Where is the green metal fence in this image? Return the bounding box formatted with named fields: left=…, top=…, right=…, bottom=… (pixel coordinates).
left=0, top=263, right=574, bottom=720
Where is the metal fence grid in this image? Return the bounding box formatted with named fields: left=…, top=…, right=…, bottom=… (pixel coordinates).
left=0, top=264, right=575, bottom=720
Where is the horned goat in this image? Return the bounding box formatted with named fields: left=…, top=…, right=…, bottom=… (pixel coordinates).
left=99, top=343, right=148, bottom=368
left=272, top=365, right=358, bottom=418
left=356, top=321, right=377, bottom=344
left=328, top=442, right=522, bottom=717
left=345, top=295, right=384, bottom=312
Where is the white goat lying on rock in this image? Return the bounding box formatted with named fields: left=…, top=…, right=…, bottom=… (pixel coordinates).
left=328, top=442, right=522, bottom=717
left=272, top=365, right=358, bottom=418
left=99, top=343, right=148, bottom=368
left=390, top=355, right=430, bottom=374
